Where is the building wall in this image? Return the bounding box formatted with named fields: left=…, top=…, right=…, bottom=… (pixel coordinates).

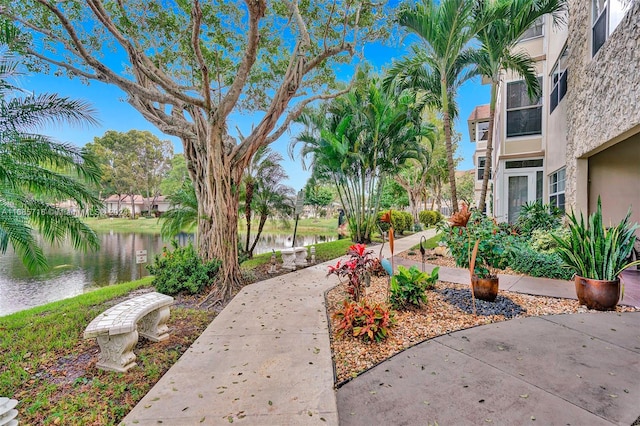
left=544, top=13, right=569, bottom=177
left=565, top=1, right=640, bottom=215
left=588, top=132, right=640, bottom=228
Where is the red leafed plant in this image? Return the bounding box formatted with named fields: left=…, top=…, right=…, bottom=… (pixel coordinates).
left=327, top=244, right=375, bottom=301
left=333, top=299, right=395, bottom=342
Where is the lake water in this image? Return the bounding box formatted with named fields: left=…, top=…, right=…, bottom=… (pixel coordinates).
left=0, top=232, right=335, bottom=317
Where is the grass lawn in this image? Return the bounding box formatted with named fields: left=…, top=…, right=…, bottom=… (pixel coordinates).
left=83, top=217, right=167, bottom=234
left=2, top=236, right=358, bottom=424
left=84, top=216, right=338, bottom=236
left=240, top=238, right=354, bottom=270
left=0, top=277, right=215, bottom=425
left=410, top=231, right=442, bottom=251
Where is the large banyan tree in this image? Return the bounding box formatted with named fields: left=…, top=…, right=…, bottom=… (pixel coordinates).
left=1, top=0, right=383, bottom=300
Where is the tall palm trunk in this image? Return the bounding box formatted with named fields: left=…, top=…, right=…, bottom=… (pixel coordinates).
left=441, top=76, right=458, bottom=214
left=478, top=81, right=498, bottom=213
left=248, top=213, right=269, bottom=257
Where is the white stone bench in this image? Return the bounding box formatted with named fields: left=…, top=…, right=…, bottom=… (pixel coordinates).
left=84, top=292, right=174, bottom=372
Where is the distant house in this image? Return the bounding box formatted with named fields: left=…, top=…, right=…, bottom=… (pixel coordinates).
left=104, top=195, right=145, bottom=216
left=103, top=194, right=172, bottom=217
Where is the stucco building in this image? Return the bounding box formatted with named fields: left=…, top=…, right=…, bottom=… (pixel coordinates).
left=469, top=1, right=639, bottom=230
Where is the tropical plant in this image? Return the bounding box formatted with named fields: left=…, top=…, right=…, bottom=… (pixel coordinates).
left=388, top=0, right=492, bottom=213
left=0, top=29, right=101, bottom=272
left=147, top=240, right=221, bottom=295
left=293, top=71, right=428, bottom=243
left=443, top=209, right=514, bottom=278
left=390, top=265, right=439, bottom=309
left=553, top=198, right=640, bottom=281
left=241, top=145, right=294, bottom=258
left=473, top=0, right=567, bottom=212
left=333, top=299, right=395, bottom=342
left=244, top=171, right=295, bottom=258
left=327, top=243, right=376, bottom=302
left=160, top=182, right=199, bottom=240
left=516, top=201, right=563, bottom=236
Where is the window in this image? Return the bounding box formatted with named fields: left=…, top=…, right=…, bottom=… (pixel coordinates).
left=592, top=0, right=632, bottom=56
left=505, top=159, right=544, bottom=169
left=477, top=121, right=489, bottom=141
left=477, top=156, right=492, bottom=180
left=519, top=17, right=544, bottom=41
left=506, top=78, right=543, bottom=138
left=549, top=168, right=566, bottom=211
left=550, top=45, right=568, bottom=113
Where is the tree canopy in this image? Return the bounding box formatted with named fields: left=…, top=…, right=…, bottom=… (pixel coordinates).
left=0, top=0, right=386, bottom=299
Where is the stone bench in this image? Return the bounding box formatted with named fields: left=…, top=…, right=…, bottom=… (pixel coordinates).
left=84, top=291, right=174, bottom=372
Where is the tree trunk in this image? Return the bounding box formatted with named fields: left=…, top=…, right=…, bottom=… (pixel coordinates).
left=248, top=213, right=268, bottom=257
left=478, top=82, right=497, bottom=214
left=244, top=179, right=254, bottom=254
left=441, top=75, right=458, bottom=214
left=188, top=130, right=245, bottom=302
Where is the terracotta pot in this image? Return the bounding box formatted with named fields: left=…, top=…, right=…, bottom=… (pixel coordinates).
left=471, top=275, right=499, bottom=302
left=574, top=276, right=620, bottom=311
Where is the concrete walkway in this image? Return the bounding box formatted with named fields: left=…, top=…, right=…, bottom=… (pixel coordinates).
left=122, top=230, right=640, bottom=425
left=121, top=231, right=434, bottom=425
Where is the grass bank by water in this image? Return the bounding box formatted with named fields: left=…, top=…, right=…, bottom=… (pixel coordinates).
left=0, top=277, right=214, bottom=425
left=84, top=216, right=338, bottom=236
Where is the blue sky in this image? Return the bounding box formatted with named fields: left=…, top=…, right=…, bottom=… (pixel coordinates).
left=26, top=29, right=489, bottom=192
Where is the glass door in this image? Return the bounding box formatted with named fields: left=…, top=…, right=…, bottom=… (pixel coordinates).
left=508, top=176, right=529, bottom=223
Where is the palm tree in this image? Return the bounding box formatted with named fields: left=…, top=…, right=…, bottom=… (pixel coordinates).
left=0, top=32, right=101, bottom=273
left=160, top=181, right=199, bottom=240
left=390, top=0, right=492, bottom=214
left=474, top=0, right=566, bottom=213
left=241, top=146, right=286, bottom=255
left=247, top=178, right=295, bottom=258
left=292, top=73, right=428, bottom=242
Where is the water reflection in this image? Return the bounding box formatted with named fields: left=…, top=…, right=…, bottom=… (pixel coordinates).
left=0, top=232, right=335, bottom=316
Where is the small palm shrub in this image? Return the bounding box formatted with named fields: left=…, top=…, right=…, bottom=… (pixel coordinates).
left=553, top=198, right=640, bottom=281
left=147, top=241, right=221, bottom=295
left=390, top=266, right=439, bottom=309
left=333, top=299, right=395, bottom=342
left=516, top=202, right=563, bottom=237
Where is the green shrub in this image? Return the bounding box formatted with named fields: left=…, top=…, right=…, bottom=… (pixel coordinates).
left=147, top=241, right=221, bottom=295
left=390, top=266, right=439, bottom=309
left=530, top=227, right=569, bottom=253
left=507, top=243, right=573, bottom=280
left=441, top=211, right=516, bottom=277
left=333, top=299, right=395, bottom=342
left=516, top=202, right=563, bottom=237
left=419, top=210, right=443, bottom=228
left=377, top=210, right=412, bottom=234
left=401, top=211, right=413, bottom=233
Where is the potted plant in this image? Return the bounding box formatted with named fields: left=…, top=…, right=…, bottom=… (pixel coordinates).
left=447, top=205, right=506, bottom=302
left=554, top=198, right=640, bottom=310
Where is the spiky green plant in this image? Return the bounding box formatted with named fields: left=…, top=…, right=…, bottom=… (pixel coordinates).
left=553, top=198, right=640, bottom=281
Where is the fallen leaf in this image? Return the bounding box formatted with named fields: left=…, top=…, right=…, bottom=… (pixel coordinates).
left=519, top=394, right=529, bottom=399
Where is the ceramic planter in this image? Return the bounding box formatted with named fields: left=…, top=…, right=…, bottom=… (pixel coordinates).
left=574, top=275, right=620, bottom=311
left=471, top=275, right=499, bottom=302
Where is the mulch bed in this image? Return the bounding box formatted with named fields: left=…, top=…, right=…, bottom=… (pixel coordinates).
left=326, top=274, right=638, bottom=384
